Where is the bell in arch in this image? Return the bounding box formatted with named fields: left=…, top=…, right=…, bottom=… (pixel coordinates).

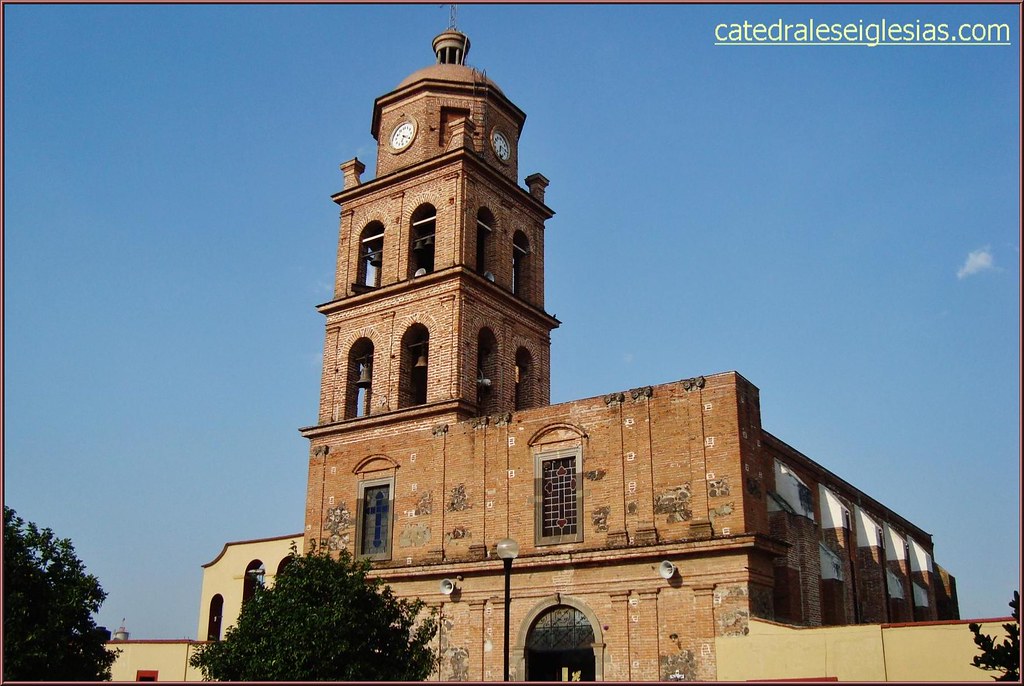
left=367, top=250, right=382, bottom=268
left=414, top=352, right=428, bottom=368
left=355, top=363, right=372, bottom=389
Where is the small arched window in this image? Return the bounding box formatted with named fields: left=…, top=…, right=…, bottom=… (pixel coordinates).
left=242, top=559, right=265, bottom=606
left=400, top=324, right=430, bottom=408
left=346, top=338, right=374, bottom=419
left=476, top=208, right=495, bottom=279
left=476, top=328, right=498, bottom=415
left=409, top=205, right=436, bottom=278
left=206, top=594, right=223, bottom=641
left=515, top=347, right=533, bottom=411
left=512, top=231, right=530, bottom=297
left=357, top=222, right=385, bottom=289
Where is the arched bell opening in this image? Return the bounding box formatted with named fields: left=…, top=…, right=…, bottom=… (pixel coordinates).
left=409, top=205, right=437, bottom=278
left=476, top=327, right=499, bottom=415
left=399, top=324, right=430, bottom=408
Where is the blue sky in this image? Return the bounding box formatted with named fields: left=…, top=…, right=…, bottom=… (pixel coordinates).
left=3, top=4, right=1019, bottom=639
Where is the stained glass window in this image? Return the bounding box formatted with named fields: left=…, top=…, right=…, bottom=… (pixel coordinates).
left=541, top=456, right=578, bottom=538
left=359, top=484, right=391, bottom=557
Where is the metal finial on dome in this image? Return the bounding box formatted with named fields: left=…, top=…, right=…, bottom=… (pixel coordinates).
left=448, top=3, right=458, bottom=31
left=433, top=28, right=470, bottom=65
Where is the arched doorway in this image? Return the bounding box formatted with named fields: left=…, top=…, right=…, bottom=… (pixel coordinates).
left=525, top=605, right=596, bottom=681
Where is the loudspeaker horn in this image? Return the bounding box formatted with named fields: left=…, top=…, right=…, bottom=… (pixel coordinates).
left=439, top=578, right=456, bottom=595
left=658, top=560, right=677, bottom=580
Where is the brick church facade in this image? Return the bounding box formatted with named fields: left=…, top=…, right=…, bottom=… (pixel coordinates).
left=296, top=29, right=958, bottom=681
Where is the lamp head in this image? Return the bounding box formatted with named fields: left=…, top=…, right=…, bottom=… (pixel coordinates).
left=496, top=538, right=520, bottom=560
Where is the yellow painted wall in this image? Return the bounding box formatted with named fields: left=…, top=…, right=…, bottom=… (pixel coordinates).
left=195, top=533, right=301, bottom=641
left=107, top=640, right=204, bottom=682
left=716, top=618, right=1014, bottom=682
left=882, top=620, right=1011, bottom=682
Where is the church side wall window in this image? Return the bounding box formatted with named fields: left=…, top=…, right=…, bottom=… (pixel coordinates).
left=476, top=208, right=495, bottom=278
left=534, top=447, right=583, bottom=545
left=355, top=477, right=394, bottom=560
left=512, top=230, right=530, bottom=297
left=409, top=205, right=436, bottom=277
left=357, top=221, right=385, bottom=290
left=346, top=338, right=374, bottom=419
left=399, top=324, right=430, bottom=408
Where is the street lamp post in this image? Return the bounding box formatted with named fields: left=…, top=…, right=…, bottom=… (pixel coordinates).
left=496, top=538, right=519, bottom=682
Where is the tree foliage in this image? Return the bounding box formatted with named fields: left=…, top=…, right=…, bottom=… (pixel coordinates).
left=3, top=506, right=118, bottom=681
left=188, top=545, right=438, bottom=681
left=969, top=590, right=1020, bottom=681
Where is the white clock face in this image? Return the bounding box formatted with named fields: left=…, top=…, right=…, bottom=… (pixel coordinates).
left=491, top=130, right=511, bottom=161
left=390, top=121, right=415, bottom=151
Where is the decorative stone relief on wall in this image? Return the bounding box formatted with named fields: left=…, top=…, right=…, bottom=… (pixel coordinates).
left=398, top=522, right=431, bottom=548
left=592, top=506, right=611, bottom=532
left=415, top=490, right=433, bottom=516
left=627, top=501, right=639, bottom=515
left=447, top=646, right=470, bottom=681
left=325, top=503, right=352, bottom=550
left=438, top=614, right=470, bottom=681
left=716, top=608, right=749, bottom=636
left=660, top=649, right=696, bottom=681
left=584, top=469, right=606, bottom=481
left=448, top=484, right=471, bottom=512
left=707, top=477, right=730, bottom=498
left=745, top=476, right=762, bottom=497
left=446, top=526, right=469, bottom=542
left=709, top=502, right=734, bottom=529
left=654, top=483, right=692, bottom=523
left=715, top=585, right=751, bottom=636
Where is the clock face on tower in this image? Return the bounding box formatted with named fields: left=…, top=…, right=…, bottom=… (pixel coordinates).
left=390, top=120, right=416, bottom=151
left=491, top=129, right=511, bottom=162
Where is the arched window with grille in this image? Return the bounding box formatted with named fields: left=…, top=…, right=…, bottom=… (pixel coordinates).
left=356, top=221, right=385, bottom=290
left=346, top=338, right=374, bottom=419
left=409, top=205, right=436, bottom=278
left=525, top=605, right=596, bottom=681
left=399, top=324, right=430, bottom=408
left=512, top=230, right=530, bottom=297
left=476, top=208, right=495, bottom=279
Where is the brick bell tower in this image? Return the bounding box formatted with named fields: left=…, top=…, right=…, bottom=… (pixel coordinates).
left=312, top=29, right=557, bottom=428
left=302, top=30, right=558, bottom=549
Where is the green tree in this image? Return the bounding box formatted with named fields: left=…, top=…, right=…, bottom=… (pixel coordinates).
left=969, top=590, right=1020, bottom=681
left=189, top=545, right=438, bottom=681
left=3, top=506, right=118, bottom=681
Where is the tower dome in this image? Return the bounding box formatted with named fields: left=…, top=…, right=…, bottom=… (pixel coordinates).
left=395, top=30, right=502, bottom=93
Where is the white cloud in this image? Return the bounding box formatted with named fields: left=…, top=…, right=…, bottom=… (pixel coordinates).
left=956, top=247, right=995, bottom=280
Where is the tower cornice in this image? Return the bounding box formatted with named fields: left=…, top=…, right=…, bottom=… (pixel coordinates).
left=331, top=147, right=553, bottom=221
left=314, top=264, right=561, bottom=332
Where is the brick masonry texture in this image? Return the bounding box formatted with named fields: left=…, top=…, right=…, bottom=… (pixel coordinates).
left=300, top=31, right=957, bottom=680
